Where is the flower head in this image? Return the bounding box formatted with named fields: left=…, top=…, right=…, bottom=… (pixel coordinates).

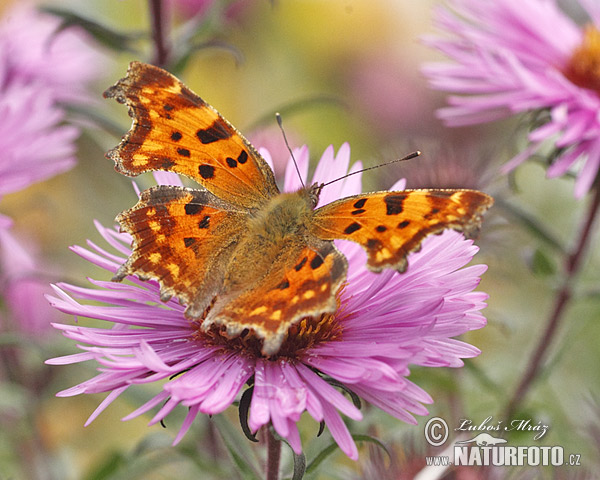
left=422, top=0, right=600, bottom=198
left=0, top=82, right=78, bottom=197
left=0, top=4, right=105, bottom=197
left=47, top=145, right=488, bottom=459
left=0, top=4, right=104, bottom=102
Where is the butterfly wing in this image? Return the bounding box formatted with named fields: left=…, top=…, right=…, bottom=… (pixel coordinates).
left=115, top=185, right=247, bottom=315
left=104, top=62, right=279, bottom=209
left=206, top=241, right=348, bottom=356
left=310, top=189, right=493, bottom=272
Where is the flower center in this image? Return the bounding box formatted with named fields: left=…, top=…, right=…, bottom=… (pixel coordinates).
left=191, top=294, right=345, bottom=359
left=564, top=25, right=600, bottom=94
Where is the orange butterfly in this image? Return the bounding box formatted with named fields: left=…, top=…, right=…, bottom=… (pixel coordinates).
left=104, top=62, right=493, bottom=356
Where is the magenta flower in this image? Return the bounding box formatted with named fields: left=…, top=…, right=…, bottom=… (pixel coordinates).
left=0, top=82, right=78, bottom=197
left=0, top=4, right=105, bottom=102
left=46, top=145, right=488, bottom=459
left=422, top=0, right=600, bottom=198
left=0, top=4, right=106, bottom=197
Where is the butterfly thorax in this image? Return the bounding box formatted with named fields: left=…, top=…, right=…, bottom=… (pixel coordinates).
left=222, top=189, right=316, bottom=292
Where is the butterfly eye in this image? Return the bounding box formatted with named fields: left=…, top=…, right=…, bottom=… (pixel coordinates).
left=308, top=184, right=323, bottom=208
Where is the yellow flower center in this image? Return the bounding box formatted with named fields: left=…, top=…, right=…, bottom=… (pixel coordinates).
left=564, top=25, right=600, bottom=94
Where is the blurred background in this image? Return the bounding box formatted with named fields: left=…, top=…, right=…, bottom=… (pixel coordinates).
left=0, top=0, right=598, bottom=478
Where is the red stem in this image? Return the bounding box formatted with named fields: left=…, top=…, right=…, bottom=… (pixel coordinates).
left=505, top=185, right=600, bottom=416
left=148, top=0, right=170, bottom=67
left=265, top=427, right=281, bottom=480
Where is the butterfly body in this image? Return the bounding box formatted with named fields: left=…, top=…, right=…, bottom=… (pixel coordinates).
left=105, top=62, right=493, bottom=356
left=221, top=188, right=319, bottom=292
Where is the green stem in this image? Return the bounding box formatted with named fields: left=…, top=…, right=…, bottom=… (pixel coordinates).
left=266, top=427, right=281, bottom=480
left=505, top=184, right=600, bottom=416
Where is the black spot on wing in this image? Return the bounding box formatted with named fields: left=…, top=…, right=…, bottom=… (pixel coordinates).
left=310, top=255, right=324, bottom=269
left=237, top=150, right=248, bottom=164
left=397, top=220, right=410, bottom=229
left=177, top=148, right=191, bottom=157
left=294, top=256, right=308, bottom=271
left=351, top=209, right=366, bottom=215
left=376, top=225, right=387, bottom=232
left=226, top=157, right=237, bottom=168
left=198, top=216, right=210, bottom=229
left=184, top=237, right=197, bottom=248
left=171, top=131, right=182, bottom=141
left=353, top=198, right=367, bottom=208
left=384, top=193, right=407, bottom=215
left=344, top=222, right=361, bottom=234
left=198, top=164, right=215, bottom=179
left=196, top=119, right=232, bottom=144
left=185, top=202, right=203, bottom=215
left=276, top=279, right=290, bottom=290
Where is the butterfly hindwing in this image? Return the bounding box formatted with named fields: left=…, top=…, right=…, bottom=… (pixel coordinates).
left=310, top=189, right=493, bottom=272
left=115, top=185, right=247, bottom=313
left=104, top=61, right=279, bottom=209
left=206, top=241, right=348, bottom=356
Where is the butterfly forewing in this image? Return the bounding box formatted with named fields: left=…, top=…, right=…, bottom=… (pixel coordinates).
left=104, top=61, right=279, bottom=209
left=311, top=189, right=493, bottom=272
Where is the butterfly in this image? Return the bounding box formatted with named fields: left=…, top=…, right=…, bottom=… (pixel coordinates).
left=104, top=61, right=493, bottom=356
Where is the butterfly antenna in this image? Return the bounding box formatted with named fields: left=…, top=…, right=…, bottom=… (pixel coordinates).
left=276, top=113, right=305, bottom=189
left=320, top=151, right=421, bottom=189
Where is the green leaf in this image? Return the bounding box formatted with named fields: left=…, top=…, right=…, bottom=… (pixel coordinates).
left=83, top=451, right=126, bottom=480
left=306, top=434, right=389, bottom=475
left=171, top=40, right=245, bottom=74
left=463, top=360, right=504, bottom=397
left=529, top=248, right=557, bottom=277
left=212, top=415, right=262, bottom=480
left=39, top=6, right=141, bottom=53
left=494, top=198, right=566, bottom=253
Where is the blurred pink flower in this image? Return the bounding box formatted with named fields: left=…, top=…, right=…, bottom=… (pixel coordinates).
left=0, top=4, right=105, bottom=197
left=171, top=0, right=252, bottom=22
left=47, top=145, right=488, bottom=459
left=249, top=126, right=304, bottom=181
left=346, top=54, right=437, bottom=138
left=0, top=82, right=78, bottom=196
left=0, top=224, right=61, bottom=335
left=423, top=0, right=600, bottom=198
left=0, top=3, right=105, bottom=102
left=0, top=4, right=106, bottom=333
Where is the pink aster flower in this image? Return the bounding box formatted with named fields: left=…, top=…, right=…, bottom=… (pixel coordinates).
left=46, top=144, right=488, bottom=460
left=0, top=3, right=105, bottom=102
left=0, top=82, right=78, bottom=196
left=0, top=4, right=107, bottom=197
left=422, top=0, right=600, bottom=198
